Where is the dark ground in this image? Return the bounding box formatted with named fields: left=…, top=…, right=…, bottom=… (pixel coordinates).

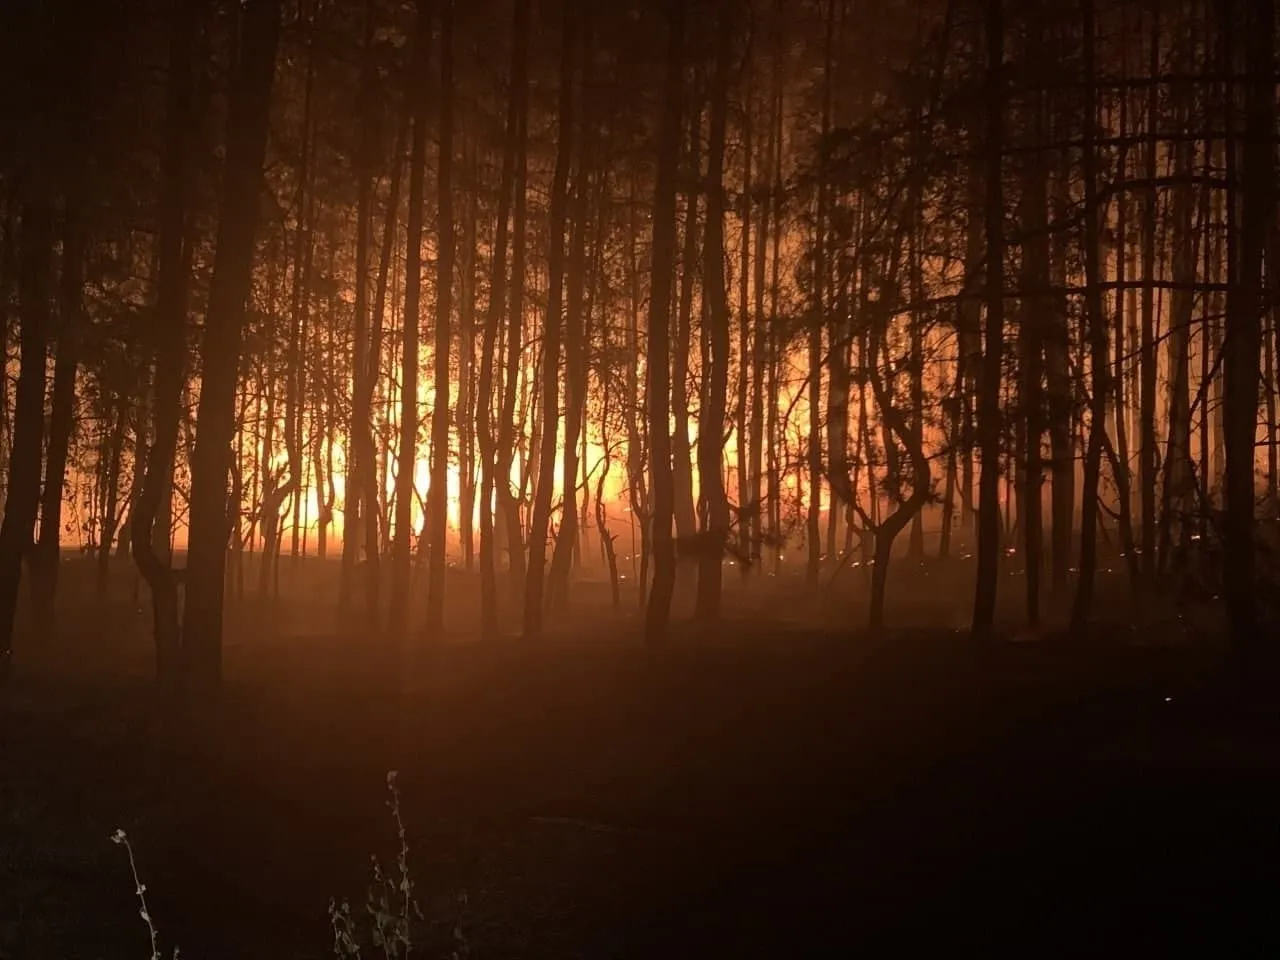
left=2, top=556, right=1278, bottom=959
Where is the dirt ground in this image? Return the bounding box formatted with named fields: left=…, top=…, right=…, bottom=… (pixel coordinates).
left=1, top=556, right=1277, bottom=958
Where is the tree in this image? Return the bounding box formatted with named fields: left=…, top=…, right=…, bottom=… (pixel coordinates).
left=1070, top=0, right=1109, bottom=633
left=31, top=35, right=93, bottom=628
left=340, top=0, right=379, bottom=618
left=425, top=0, right=456, bottom=640
left=644, top=0, right=686, bottom=645
left=495, top=0, right=532, bottom=602
left=548, top=6, right=594, bottom=612
left=132, top=0, right=198, bottom=690
left=390, top=0, right=431, bottom=640
left=695, top=0, right=734, bottom=621
left=523, top=0, right=575, bottom=641
left=1223, top=0, right=1273, bottom=657
left=182, top=0, right=283, bottom=696
left=971, top=0, right=1005, bottom=641
left=0, top=148, right=52, bottom=671
left=476, top=0, right=526, bottom=640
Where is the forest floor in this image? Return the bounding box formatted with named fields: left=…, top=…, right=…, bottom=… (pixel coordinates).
left=2, top=558, right=1279, bottom=959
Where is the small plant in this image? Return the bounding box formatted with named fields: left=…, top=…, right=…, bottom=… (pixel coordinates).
left=110, top=827, right=178, bottom=960
left=110, top=772, right=464, bottom=960
left=451, top=890, right=471, bottom=960
left=330, top=771, right=426, bottom=959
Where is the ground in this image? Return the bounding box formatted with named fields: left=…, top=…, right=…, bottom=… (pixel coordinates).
left=1, top=556, right=1277, bottom=958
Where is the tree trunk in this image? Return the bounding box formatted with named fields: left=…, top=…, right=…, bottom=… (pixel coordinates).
left=0, top=188, right=16, bottom=504
left=97, top=394, right=128, bottom=598
left=695, top=0, right=733, bottom=622
left=389, top=0, right=430, bottom=639
left=424, top=0, right=457, bottom=639
left=549, top=14, right=592, bottom=611
left=477, top=3, right=521, bottom=638
left=767, top=81, right=784, bottom=575
left=1018, top=75, right=1048, bottom=627
left=287, top=26, right=314, bottom=564
left=1157, top=86, right=1195, bottom=574
left=522, top=0, right=574, bottom=640
left=866, top=311, right=931, bottom=634
left=315, top=269, right=339, bottom=560
left=30, top=10, right=95, bottom=632
left=1070, top=0, right=1109, bottom=634
left=1107, top=47, right=1140, bottom=593
left=626, top=174, right=649, bottom=606
left=495, top=0, right=530, bottom=600
left=1138, top=5, right=1160, bottom=583
left=644, top=0, right=685, bottom=644
left=958, top=167, right=984, bottom=535
left=806, top=0, right=834, bottom=585
left=31, top=184, right=83, bottom=631
left=749, top=73, right=771, bottom=570
left=0, top=192, right=52, bottom=668
left=457, top=147, right=478, bottom=573
left=357, top=112, right=410, bottom=623
left=181, top=0, right=281, bottom=697
left=1045, top=161, right=1074, bottom=597
left=672, top=102, right=701, bottom=554
left=1223, top=0, right=1272, bottom=655
left=735, top=77, right=752, bottom=572
left=971, top=0, right=1005, bottom=641
left=340, top=0, right=376, bottom=615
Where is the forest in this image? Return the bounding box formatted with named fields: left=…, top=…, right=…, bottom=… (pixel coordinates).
left=1, top=0, right=1279, bottom=955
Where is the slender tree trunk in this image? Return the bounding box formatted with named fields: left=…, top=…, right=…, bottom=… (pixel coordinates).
left=478, top=0, right=525, bottom=639
left=30, top=11, right=95, bottom=631
left=672, top=102, right=701, bottom=553
left=287, top=27, right=314, bottom=564
left=522, top=0, right=575, bottom=640
left=939, top=357, right=961, bottom=560
left=0, top=188, right=52, bottom=668
left=182, top=0, right=281, bottom=696
left=907, top=125, right=926, bottom=561
left=1223, top=0, right=1272, bottom=655
left=1071, top=0, right=1109, bottom=633
left=1158, top=85, right=1195, bottom=574
left=749, top=80, right=770, bottom=570
left=1111, top=118, right=1140, bottom=590
left=1106, top=30, right=1139, bottom=593
left=0, top=188, right=16, bottom=504
left=866, top=309, right=932, bottom=634
left=971, top=0, right=1005, bottom=640
left=457, top=147, right=478, bottom=572
left=767, top=83, right=784, bottom=575
left=1018, top=72, right=1048, bottom=627
left=695, top=0, right=733, bottom=621
left=626, top=174, right=649, bottom=607
left=340, top=0, right=377, bottom=614
left=1265, top=230, right=1280, bottom=508
left=1138, top=5, right=1160, bottom=582
left=1046, top=161, right=1074, bottom=596
left=32, top=178, right=84, bottom=630
left=806, top=2, right=835, bottom=584
left=644, top=0, right=685, bottom=643
left=389, top=0, right=430, bottom=639
left=958, top=168, right=984, bottom=535
left=735, top=83, right=753, bottom=572
left=549, top=14, right=592, bottom=610
left=425, top=0, right=456, bottom=639
left=315, top=268, right=339, bottom=560
left=495, top=0, right=530, bottom=599
left=356, top=117, right=409, bottom=620
left=97, top=394, right=128, bottom=598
